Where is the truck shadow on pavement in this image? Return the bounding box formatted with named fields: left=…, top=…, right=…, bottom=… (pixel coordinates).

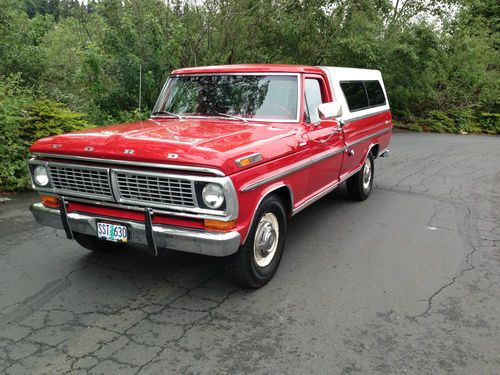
left=80, top=183, right=354, bottom=291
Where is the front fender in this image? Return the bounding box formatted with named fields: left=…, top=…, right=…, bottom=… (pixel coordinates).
left=233, top=181, right=294, bottom=245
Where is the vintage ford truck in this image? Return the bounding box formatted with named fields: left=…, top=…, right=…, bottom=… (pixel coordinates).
left=29, top=64, right=392, bottom=288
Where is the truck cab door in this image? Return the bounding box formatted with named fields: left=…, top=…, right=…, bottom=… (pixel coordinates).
left=303, top=75, right=345, bottom=199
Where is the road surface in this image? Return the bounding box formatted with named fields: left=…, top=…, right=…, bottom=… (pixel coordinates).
left=0, top=132, right=499, bottom=374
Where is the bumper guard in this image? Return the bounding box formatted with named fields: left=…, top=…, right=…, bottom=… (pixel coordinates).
left=30, top=203, right=241, bottom=257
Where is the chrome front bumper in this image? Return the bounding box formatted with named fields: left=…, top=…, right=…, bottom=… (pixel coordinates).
left=30, top=203, right=241, bottom=257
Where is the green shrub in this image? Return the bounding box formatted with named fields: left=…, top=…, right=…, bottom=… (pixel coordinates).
left=424, top=110, right=456, bottom=133
left=97, top=108, right=150, bottom=126
left=20, top=100, right=92, bottom=141
left=396, top=109, right=500, bottom=135
left=0, top=76, right=92, bottom=191
left=408, top=123, right=423, bottom=132
left=479, top=113, right=500, bottom=135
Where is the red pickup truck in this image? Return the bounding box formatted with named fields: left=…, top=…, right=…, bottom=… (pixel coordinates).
left=29, top=64, right=392, bottom=288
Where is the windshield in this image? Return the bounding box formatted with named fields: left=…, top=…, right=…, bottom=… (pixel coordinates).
left=152, top=74, right=299, bottom=121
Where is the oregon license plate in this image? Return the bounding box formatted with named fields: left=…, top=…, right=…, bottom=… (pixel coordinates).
left=97, top=222, right=128, bottom=243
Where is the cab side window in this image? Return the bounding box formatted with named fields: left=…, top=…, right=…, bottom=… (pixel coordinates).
left=304, top=78, right=324, bottom=123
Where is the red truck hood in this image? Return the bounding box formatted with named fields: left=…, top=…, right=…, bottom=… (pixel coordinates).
left=30, top=118, right=304, bottom=175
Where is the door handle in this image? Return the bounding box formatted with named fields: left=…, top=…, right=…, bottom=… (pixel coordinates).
left=319, top=126, right=343, bottom=144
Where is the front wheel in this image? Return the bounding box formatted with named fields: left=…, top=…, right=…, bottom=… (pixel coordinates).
left=224, top=194, right=287, bottom=288
left=346, top=152, right=374, bottom=201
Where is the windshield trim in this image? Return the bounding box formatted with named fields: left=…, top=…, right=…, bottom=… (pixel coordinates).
left=152, top=73, right=302, bottom=123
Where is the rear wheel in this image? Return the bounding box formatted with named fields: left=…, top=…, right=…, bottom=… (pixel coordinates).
left=74, top=233, right=125, bottom=253
left=346, top=152, right=374, bottom=201
left=224, top=194, right=287, bottom=288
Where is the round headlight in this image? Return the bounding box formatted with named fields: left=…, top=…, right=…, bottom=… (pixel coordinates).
left=202, top=183, right=225, bottom=209
left=34, top=165, right=49, bottom=186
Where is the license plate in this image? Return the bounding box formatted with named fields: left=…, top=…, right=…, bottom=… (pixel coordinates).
left=97, top=222, right=128, bottom=243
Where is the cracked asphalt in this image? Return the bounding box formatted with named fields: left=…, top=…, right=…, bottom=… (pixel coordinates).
left=1, top=132, right=499, bottom=374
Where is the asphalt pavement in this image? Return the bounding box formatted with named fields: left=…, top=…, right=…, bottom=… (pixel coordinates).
left=0, top=132, right=499, bottom=374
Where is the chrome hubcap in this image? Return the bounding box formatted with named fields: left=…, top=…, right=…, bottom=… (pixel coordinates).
left=253, top=213, right=279, bottom=267
left=362, top=158, right=372, bottom=190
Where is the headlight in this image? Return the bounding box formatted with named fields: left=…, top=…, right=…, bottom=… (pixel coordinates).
left=202, top=183, right=225, bottom=209
left=33, top=165, right=49, bottom=186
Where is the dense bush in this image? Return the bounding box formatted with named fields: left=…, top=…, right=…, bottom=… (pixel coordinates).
left=479, top=113, right=500, bottom=135
left=0, top=0, right=498, bottom=191
left=1, top=0, right=497, bottom=122
left=395, top=110, right=500, bottom=135
left=0, top=76, right=92, bottom=191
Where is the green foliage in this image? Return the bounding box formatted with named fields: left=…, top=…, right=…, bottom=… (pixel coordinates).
left=0, top=75, right=34, bottom=191
left=21, top=100, right=92, bottom=140
left=478, top=113, right=500, bottom=134
left=0, top=0, right=499, bottom=190
left=93, top=108, right=150, bottom=126
left=395, top=109, right=499, bottom=134
left=0, top=75, right=92, bottom=191
left=2, top=0, right=498, bottom=121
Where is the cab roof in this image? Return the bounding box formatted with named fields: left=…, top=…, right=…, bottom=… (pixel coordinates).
left=171, top=64, right=326, bottom=75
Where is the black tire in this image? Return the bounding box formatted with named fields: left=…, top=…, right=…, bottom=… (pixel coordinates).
left=224, top=194, right=287, bottom=288
left=346, top=151, right=374, bottom=201
left=74, top=233, right=125, bottom=253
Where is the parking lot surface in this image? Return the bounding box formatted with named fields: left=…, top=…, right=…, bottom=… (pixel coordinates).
left=0, top=132, right=499, bottom=374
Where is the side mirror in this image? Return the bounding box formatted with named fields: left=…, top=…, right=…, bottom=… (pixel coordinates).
left=317, top=102, right=342, bottom=119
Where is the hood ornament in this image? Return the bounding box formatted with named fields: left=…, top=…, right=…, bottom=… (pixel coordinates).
left=84, top=146, right=94, bottom=152
left=124, top=149, right=135, bottom=155
left=167, top=153, right=178, bottom=159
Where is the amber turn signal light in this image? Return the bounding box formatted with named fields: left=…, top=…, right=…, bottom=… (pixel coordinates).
left=40, top=195, right=60, bottom=209
left=236, top=153, right=262, bottom=167
left=204, top=219, right=236, bottom=231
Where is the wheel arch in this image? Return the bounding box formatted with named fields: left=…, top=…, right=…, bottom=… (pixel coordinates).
left=242, top=183, right=293, bottom=244
left=369, top=143, right=380, bottom=159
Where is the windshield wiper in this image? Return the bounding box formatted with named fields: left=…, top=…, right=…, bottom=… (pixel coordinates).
left=216, top=113, right=248, bottom=123
left=151, top=111, right=183, bottom=119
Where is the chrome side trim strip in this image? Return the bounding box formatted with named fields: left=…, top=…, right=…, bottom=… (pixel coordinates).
left=313, top=147, right=346, bottom=164
left=32, top=153, right=225, bottom=176
left=291, top=164, right=364, bottom=216
left=292, top=181, right=340, bottom=216
left=241, top=147, right=346, bottom=192
left=345, top=127, right=392, bottom=148
left=241, top=127, right=391, bottom=193
left=343, top=109, right=390, bottom=124
left=340, top=164, right=364, bottom=182
left=242, top=160, right=312, bottom=192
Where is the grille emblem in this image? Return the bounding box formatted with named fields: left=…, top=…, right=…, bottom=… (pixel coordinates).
left=84, top=146, right=94, bottom=152
left=167, top=153, right=179, bottom=159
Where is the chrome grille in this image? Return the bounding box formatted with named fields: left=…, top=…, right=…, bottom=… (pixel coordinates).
left=115, top=172, right=195, bottom=207
left=48, top=165, right=113, bottom=199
